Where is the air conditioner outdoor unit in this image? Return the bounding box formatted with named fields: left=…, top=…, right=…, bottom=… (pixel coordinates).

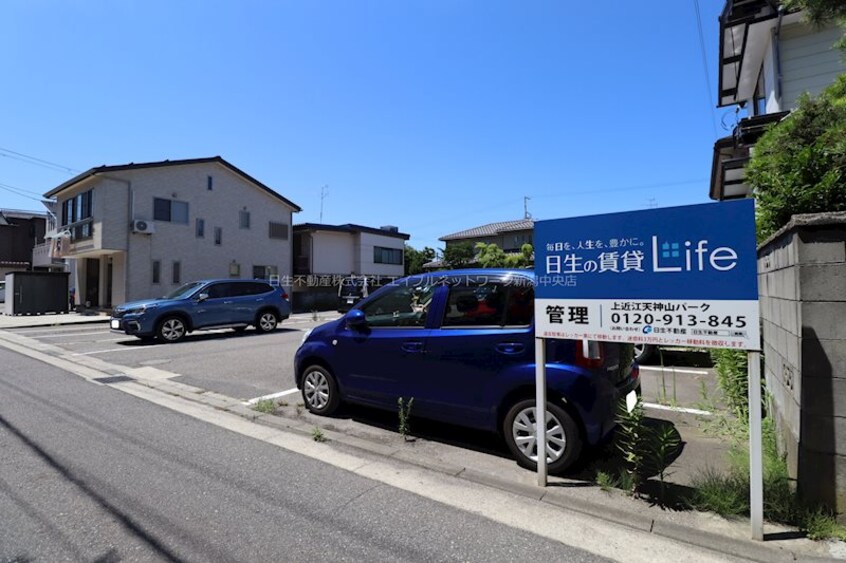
left=131, top=219, right=155, bottom=234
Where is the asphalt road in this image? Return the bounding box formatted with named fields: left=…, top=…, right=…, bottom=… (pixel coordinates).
left=0, top=348, right=609, bottom=562
left=6, top=315, right=333, bottom=401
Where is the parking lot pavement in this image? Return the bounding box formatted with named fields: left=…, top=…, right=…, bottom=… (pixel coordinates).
left=6, top=315, right=338, bottom=401
left=4, top=322, right=730, bottom=488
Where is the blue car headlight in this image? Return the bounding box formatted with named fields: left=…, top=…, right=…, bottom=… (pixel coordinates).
left=125, top=304, right=158, bottom=316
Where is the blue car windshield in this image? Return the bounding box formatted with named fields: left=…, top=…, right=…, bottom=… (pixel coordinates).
left=162, top=282, right=204, bottom=300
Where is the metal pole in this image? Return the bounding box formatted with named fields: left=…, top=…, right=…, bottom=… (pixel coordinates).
left=535, top=337, right=547, bottom=486
left=748, top=350, right=764, bottom=541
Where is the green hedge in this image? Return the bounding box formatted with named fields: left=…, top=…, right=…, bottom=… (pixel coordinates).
left=746, top=74, right=846, bottom=240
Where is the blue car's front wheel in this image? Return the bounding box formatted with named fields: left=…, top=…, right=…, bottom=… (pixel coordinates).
left=503, top=399, right=582, bottom=474
left=302, top=365, right=340, bottom=416
left=157, top=316, right=187, bottom=343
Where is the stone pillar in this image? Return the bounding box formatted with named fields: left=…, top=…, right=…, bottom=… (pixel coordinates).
left=758, top=212, right=846, bottom=513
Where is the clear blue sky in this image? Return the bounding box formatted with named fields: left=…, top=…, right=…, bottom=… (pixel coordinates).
left=1, top=0, right=733, bottom=252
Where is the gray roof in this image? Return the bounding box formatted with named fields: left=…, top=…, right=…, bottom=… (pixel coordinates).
left=440, top=219, right=534, bottom=242
left=43, top=156, right=302, bottom=212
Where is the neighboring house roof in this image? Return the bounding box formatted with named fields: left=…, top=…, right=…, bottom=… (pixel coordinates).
left=0, top=209, right=48, bottom=223
left=43, top=156, right=302, bottom=212
left=440, top=219, right=534, bottom=242
left=294, top=223, right=410, bottom=241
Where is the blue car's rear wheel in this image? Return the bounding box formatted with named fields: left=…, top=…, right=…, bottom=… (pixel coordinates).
left=503, top=399, right=582, bottom=473
left=302, top=365, right=340, bottom=415
left=256, top=310, right=279, bottom=333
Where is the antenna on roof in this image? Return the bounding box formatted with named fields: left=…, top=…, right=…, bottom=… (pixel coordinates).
left=319, top=185, right=329, bottom=222
left=524, top=196, right=532, bottom=220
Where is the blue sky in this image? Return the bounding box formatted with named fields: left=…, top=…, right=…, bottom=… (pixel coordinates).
left=0, top=1, right=732, bottom=252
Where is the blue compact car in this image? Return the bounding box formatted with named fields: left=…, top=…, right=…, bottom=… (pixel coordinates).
left=111, top=279, right=291, bottom=343
left=295, top=269, right=640, bottom=473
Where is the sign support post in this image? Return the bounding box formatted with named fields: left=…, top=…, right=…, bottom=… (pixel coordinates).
left=535, top=337, right=547, bottom=486
left=748, top=350, right=764, bottom=540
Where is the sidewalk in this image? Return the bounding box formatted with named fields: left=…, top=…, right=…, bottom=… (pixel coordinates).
left=0, top=311, right=110, bottom=329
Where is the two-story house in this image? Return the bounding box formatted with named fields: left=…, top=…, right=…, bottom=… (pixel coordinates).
left=43, top=157, right=301, bottom=309
left=710, top=0, right=846, bottom=200
left=292, top=223, right=409, bottom=311
left=440, top=219, right=534, bottom=252
left=423, top=219, right=534, bottom=269
left=0, top=209, right=47, bottom=278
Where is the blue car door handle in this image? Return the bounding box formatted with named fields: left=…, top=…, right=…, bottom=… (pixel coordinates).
left=496, top=343, right=525, bottom=355
left=401, top=341, right=424, bottom=353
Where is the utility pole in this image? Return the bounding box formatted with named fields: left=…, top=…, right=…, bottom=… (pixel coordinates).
left=319, top=185, right=329, bottom=222
left=524, top=196, right=532, bottom=219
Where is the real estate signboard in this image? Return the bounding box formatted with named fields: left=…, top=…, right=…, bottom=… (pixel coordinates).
left=533, top=200, right=760, bottom=351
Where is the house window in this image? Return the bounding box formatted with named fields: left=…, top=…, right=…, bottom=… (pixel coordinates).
left=252, top=265, right=278, bottom=279
left=152, top=260, right=161, bottom=284
left=207, top=176, right=213, bottom=191
left=268, top=222, right=288, bottom=240
left=374, top=246, right=403, bottom=265
left=172, top=261, right=181, bottom=284
left=753, top=68, right=766, bottom=116
left=214, top=227, right=222, bottom=246
left=153, top=198, right=189, bottom=224
left=196, top=218, right=205, bottom=238
left=239, top=210, right=251, bottom=229
left=60, top=189, right=94, bottom=240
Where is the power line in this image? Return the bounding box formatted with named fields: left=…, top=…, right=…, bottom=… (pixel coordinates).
left=0, top=180, right=43, bottom=196
left=407, top=178, right=708, bottom=234
left=0, top=146, right=80, bottom=174
left=693, top=0, right=719, bottom=138
left=0, top=183, right=46, bottom=203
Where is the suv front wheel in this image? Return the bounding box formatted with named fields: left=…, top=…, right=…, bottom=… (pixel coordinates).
left=157, top=316, right=187, bottom=343
left=503, top=399, right=582, bottom=473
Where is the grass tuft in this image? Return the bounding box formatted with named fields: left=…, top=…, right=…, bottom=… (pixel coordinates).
left=311, top=427, right=327, bottom=442
left=253, top=399, right=277, bottom=414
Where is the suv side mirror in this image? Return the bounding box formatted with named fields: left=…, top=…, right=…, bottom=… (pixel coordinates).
left=346, top=309, right=367, bottom=329
left=197, top=292, right=209, bottom=302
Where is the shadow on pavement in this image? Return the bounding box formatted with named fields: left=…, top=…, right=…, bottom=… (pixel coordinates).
left=641, top=349, right=713, bottom=368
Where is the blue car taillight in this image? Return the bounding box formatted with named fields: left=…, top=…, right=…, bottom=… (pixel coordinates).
left=575, top=341, right=604, bottom=370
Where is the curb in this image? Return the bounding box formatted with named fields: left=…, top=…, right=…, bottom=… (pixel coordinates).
left=0, top=317, right=110, bottom=330
left=146, top=380, right=806, bottom=563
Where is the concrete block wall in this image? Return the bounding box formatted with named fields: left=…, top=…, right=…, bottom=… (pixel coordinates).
left=758, top=213, right=846, bottom=512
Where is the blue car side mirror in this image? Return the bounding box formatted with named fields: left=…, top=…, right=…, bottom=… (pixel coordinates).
left=346, top=309, right=367, bottom=329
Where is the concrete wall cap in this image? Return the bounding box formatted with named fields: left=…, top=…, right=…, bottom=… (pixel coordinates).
left=759, top=211, right=846, bottom=250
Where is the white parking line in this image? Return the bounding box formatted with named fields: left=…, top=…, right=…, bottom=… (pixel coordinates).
left=638, top=366, right=709, bottom=375
left=70, top=348, right=139, bottom=356
left=243, top=388, right=300, bottom=406
left=643, top=402, right=712, bottom=416
left=59, top=337, right=129, bottom=345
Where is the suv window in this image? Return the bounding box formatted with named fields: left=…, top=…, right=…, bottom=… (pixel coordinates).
left=205, top=283, right=233, bottom=299
left=360, top=282, right=435, bottom=328
left=443, top=284, right=534, bottom=327
left=243, top=282, right=273, bottom=296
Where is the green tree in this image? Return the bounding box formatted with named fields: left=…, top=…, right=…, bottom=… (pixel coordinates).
left=404, top=245, right=436, bottom=276
left=746, top=74, right=846, bottom=240
left=784, top=0, right=846, bottom=48
left=474, top=242, right=508, bottom=267
left=441, top=242, right=475, bottom=269
left=474, top=242, right=534, bottom=269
